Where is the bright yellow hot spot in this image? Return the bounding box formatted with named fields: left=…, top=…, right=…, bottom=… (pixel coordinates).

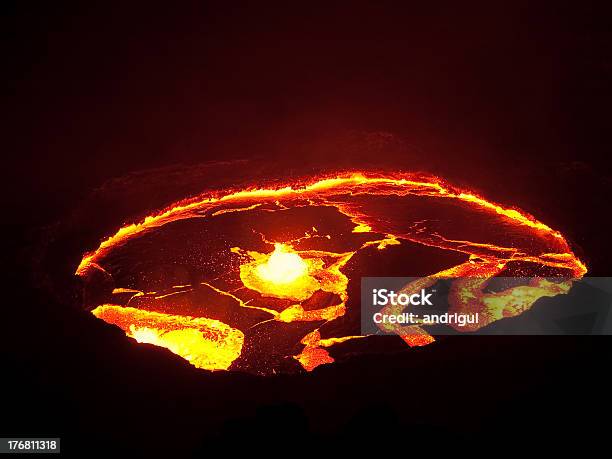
left=255, top=243, right=308, bottom=284
left=239, top=245, right=323, bottom=301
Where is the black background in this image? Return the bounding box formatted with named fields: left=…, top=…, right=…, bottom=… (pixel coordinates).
left=3, top=1, right=612, bottom=455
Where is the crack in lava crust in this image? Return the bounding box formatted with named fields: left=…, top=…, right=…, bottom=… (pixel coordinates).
left=76, top=172, right=586, bottom=374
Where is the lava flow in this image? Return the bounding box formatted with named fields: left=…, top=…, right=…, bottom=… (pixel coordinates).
left=76, top=172, right=586, bottom=375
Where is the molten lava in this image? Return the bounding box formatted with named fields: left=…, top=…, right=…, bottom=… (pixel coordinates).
left=76, top=172, right=586, bottom=374
left=91, top=305, right=244, bottom=370
left=239, top=244, right=324, bottom=301
left=256, top=243, right=308, bottom=284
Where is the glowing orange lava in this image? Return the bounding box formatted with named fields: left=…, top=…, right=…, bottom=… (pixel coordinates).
left=77, top=172, right=586, bottom=374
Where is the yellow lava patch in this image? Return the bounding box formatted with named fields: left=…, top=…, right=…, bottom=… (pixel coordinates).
left=91, top=305, right=244, bottom=370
